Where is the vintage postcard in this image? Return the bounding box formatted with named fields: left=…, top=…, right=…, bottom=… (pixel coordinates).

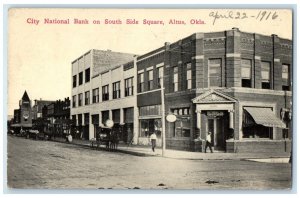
left=6, top=7, right=293, bottom=190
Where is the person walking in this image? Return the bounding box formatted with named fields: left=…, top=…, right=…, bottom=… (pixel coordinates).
left=149, top=132, right=157, bottom=152
left=205, top=132, right=213, bottom=153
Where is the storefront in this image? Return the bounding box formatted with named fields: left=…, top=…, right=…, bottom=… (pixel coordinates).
left=83, top=113, right=89, bottom=140
left=138, top=104, right=162, bottom=146
left=124, top=107, right=134, bottom=143
left=193, top=90, right=237, bottom=152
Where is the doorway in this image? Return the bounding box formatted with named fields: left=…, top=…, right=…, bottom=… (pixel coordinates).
left=207, top=111, right=228, bottom=151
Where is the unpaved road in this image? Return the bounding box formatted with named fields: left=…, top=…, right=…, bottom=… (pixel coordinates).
left=7, top=135, right=292, bottom=190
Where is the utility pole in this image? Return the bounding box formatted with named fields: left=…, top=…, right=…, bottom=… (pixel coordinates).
left=161, top=76, right=166, bottom=157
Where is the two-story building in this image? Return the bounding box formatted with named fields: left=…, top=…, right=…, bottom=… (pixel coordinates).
left=136, top=28, right=292, bottom=153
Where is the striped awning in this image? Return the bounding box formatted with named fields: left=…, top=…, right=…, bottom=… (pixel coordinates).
left=244, top=107, right=286, bottom=128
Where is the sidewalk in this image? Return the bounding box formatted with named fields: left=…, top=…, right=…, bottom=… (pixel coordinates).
left=52, top=137, right=291, bottom=161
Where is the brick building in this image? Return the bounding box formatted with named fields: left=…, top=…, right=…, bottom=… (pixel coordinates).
left=136, top=28, right=292, bottom=153
left=32, top=99, right=55, bottom=120
left=71, top=49, right=137, bottom=141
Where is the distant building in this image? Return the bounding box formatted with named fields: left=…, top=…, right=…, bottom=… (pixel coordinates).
left=32, top=99, right=55, bottom=120
left=12, top=91, right=33, bottom=130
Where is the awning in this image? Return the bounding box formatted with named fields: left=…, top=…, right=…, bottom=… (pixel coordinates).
left=244, top=107, right=286, bottom=128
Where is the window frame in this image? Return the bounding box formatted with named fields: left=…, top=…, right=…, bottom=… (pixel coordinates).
left=85, top=68, right=90, bottom=83
left=125, top=77, right=134, bottom=97
left=138, top=72, right=144, bottom=93
left=85, top=91, right=90, bottom=105
left=102, top=85, right=109, bottom=101
left=113, top=81, right=121, bottom=99
left=173, top=66, right=178, bottom=92
left=79, top=72, right=83, bottom=85
left=92, top=88, right=99, bottom=103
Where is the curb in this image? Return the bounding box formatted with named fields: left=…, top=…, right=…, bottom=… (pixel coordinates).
left=50, top=138, right=290, bottom=160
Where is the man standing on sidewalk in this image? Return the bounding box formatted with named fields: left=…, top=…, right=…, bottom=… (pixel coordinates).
left=205, top=132, right=213, bottom=153
left=149, top=132, right=157, bottom=152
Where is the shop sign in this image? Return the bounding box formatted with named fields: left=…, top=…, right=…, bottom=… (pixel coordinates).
left=207, top=111, right=224, bottom=117
left=166, top=114, right=177, bottom=122
left=106, top=119, right=114, bottom=128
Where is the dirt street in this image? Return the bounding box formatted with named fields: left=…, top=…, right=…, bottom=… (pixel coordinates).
left=7, top=135, right=292, bottom=190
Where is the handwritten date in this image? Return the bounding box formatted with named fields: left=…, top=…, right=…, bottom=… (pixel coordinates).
left=209, top=11, right=279, bottom=25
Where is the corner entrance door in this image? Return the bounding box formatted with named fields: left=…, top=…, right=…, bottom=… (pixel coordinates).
left=207, top=117, right=225, bottom=151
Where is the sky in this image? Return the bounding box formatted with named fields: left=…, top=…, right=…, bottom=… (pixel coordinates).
left=7, top=8, right=292, bottom=115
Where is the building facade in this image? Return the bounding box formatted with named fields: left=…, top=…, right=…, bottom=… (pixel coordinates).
left=70, top=28, right=292, bottom=153
left=12, top=91, right=33, bottom=131
left=136, top=28, right=292, bottom=153
left=71, top=49, right=137, bottom=141
left=32, top=99, right=55, bottom=120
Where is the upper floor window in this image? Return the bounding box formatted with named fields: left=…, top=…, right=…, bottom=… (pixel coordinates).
left=102, top=85, right=109, bottom=101
left=157, top=66, right=164, bottom=88
left=73, top=75, right=77, bottom=88
left=173, top=66, right=178, bottom=92
left=79, top=72, right=83, bottom=85
left=72, top=95, right=76, bottom=107
left=85, top=91, right=90, bottom=105
left=186, top=63, right=192, bottom=89
left=138, top=72, right=144, bottom=93
left=78, top=93, right=83, bottom=106
left=261, top=61, right=271, bottom=89
left=113, top=81, right=121, bottom=99
left=148, top=70, right=153, bottom=90
left=85, top=68, right=90, bottom=83
left=92, top=88, right=99, bottom=103
left=282, top=64, right=290, bottom=91
left=209, top=59, right=222, bottom=87
left=241, top=59, right=252, bottom=88
left=125, top=77, right=134, bottom=96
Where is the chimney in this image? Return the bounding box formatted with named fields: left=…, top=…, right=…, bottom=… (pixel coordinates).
left=232, top=27, right=239, bottom=31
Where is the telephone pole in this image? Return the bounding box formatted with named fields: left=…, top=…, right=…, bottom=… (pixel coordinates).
left=161, top=76, right=166, bottom=157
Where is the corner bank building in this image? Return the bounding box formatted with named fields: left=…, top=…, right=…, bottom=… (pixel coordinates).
left=72, top=28, right=292, bottom=153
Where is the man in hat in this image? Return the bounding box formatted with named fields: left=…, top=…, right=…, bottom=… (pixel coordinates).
left=205, top=132, right=213, bottom=153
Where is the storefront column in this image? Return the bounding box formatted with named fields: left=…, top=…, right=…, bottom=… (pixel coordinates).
left=109, top=110, right=112, bottom=120
left=196, top=110, right=201, bottom=138
left=229, top=110, right=234, bottom=129
left=89, top=114, right=94, bottom=139
left=99, top=113, right=102, bottom=127
left=133, top=106, right=139, bottom=144
left=120, top=108, right=124, bottom=124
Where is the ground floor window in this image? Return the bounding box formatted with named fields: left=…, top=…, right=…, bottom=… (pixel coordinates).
left=243, top=125, right=273, bottom=139
left=139, top=119, right=161, bottom=138
left=170, top=116, right=191, bottom=138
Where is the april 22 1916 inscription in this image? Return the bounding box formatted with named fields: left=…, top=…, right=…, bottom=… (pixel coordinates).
left=209, top=10, right=279, bottom=25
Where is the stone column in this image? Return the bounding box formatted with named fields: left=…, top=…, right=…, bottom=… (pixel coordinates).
left=196, top=110, right=202, bottom=139
left=89, top=114, right=94, bottom=139
left=120, top=108, right=124, bottom=124
left=229, top=110, right=234, bottom=129
left=109, top=110, right=112, bottom=120
left=133, top=106, right=139, bottom=144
